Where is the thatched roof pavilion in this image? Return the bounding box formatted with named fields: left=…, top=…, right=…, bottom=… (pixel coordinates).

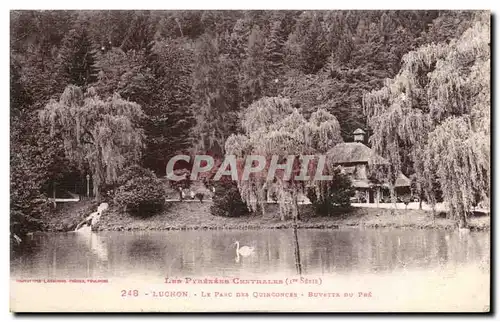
left=327, top=142, right=389, bottom=166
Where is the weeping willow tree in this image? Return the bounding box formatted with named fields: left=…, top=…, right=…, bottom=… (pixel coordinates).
left=363, top=12, right=490, bottom=227
left=225, top=96, right=343, bottom=221
left=39, top=85, right=145, bottom=200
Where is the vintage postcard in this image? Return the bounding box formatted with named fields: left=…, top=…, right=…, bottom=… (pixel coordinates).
left=10, top=9, right=490, bottom=312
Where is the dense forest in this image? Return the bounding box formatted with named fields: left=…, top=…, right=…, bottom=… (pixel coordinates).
left=10, top=10, right=489, bottom=232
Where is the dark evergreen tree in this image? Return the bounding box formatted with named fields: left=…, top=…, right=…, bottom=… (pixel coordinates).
left=142, top=40, right=195, bottom=175
left=191, top=34, right=236, bottom=157
left=301, top=13, right=329, bottom=74
left=264, top=20, right=286, bottom=96
left=227, top=19, right=250, bottom=62
left=57, top=27, right=98, bottom=88
left=420, top=10, right=475, bottom=45
left=240, top=25, right=267, bottom=107
left=10, top=57, right=32, bottom=116
left=200, top=11, right=241, bottom=36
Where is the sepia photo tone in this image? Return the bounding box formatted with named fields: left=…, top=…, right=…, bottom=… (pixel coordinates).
left=10, top=10, right=490, bottom=312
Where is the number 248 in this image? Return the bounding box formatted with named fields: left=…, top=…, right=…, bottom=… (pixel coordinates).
left=121, top=290, right=139, bottom=297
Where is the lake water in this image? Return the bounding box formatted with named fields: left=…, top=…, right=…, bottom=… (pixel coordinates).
left=10, top=228, right=490, bottom=280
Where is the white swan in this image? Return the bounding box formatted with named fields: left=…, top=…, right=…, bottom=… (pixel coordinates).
left=235, top=241, right=255, bottom=257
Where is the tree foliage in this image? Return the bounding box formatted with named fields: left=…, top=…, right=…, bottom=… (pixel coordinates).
left=307, top=167, right=355, bottom=215
left=113, top=165, right=165, bottom=217
left=10, top=10, right=487, bottom=231
left=210, top=180, right=250, bottom=218
left=39, top=85, right=145, bottom=200
left=363, top=12, right=490, bottom=226
left=240, top=25, right=267, bottom=107
left=225, top=97, right=343, bottom=221
left=142, top=40, right=195, bottom=173
left=57, top=27, right=98, bottom=88
left=191, top=34, right=239, bottom=156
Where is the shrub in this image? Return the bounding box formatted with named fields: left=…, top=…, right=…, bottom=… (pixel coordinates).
left=113, top=166, right=165, bottom=217
left=307, top=169, right=355, bottom=216
left=210, top=180, right=249, bottom=217
left=116, top=164, right=154, bottom=186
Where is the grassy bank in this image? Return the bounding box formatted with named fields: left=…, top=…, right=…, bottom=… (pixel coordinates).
left=44, top=201, right=489, bottom=232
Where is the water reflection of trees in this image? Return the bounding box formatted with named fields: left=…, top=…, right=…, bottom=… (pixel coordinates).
left=127, top=238, right=162, bottom=260
left=112, top=229, right=490, bottom=277
left=298, top=229, right=490, bottom=274
left=11, top=229, right=490, bottom=279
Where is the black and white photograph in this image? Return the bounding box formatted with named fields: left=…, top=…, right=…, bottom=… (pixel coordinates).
left=8, top=8, right=491, bottom=312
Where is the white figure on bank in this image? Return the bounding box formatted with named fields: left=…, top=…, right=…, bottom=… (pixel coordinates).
left=97, top=202, right=109, bottom=213
left=75, top=202, right=109, bottom=233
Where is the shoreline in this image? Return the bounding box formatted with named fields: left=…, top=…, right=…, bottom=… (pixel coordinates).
left=92, top=222, right=489, bottom=232
left=45, top=201, right=490, bottom=233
